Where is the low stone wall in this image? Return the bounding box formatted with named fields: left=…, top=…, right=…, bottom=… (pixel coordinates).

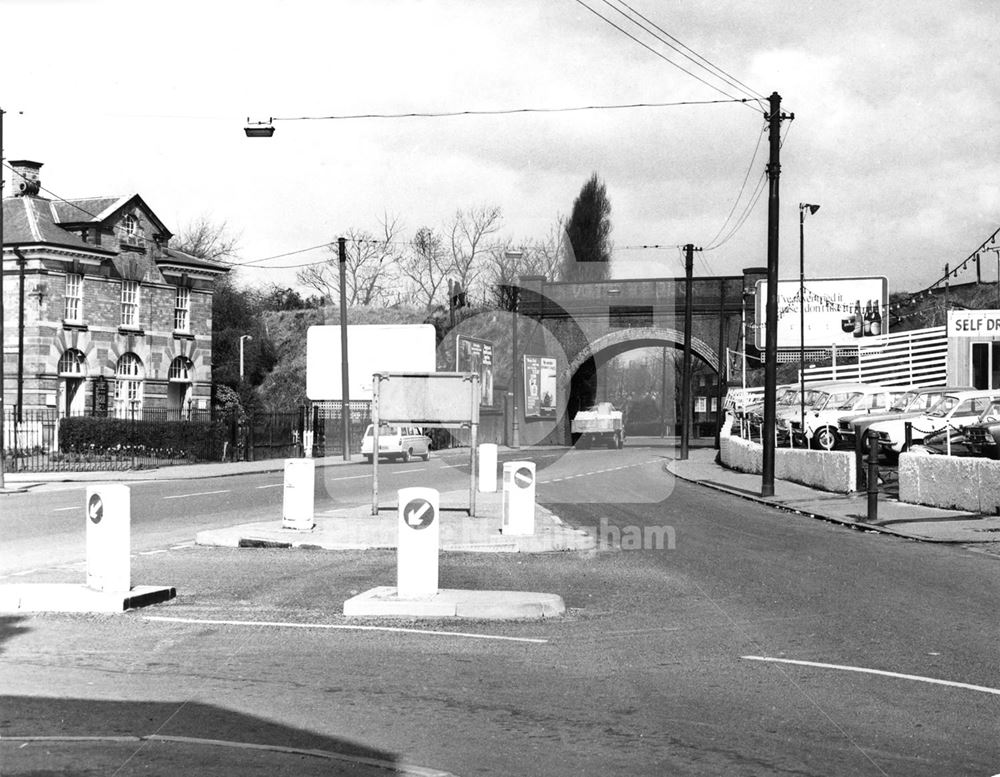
left=899, top=453, right=1000, bottom=513
left=720, top=429, right=856, bottom=493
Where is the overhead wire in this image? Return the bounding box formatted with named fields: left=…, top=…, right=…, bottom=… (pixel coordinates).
left=570, top=0, right=759, bottom=110
left=599, top=0, right=764, bottom=104
left=703, top=121, right=767, bottom=250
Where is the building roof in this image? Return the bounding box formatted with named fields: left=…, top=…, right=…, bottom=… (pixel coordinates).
left=159, top=245, right=231, bottom=273
left=2, top=196, right=113, bottom=254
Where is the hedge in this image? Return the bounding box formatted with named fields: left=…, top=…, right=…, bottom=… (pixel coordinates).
left=59, top=416, right=226, bottom=461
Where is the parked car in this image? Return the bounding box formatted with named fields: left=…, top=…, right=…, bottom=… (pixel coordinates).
left=867, top=389, right=1000, bottom=456
left=774, top=381, right=850, bottom=441
left=956, top=399, right=1000, bottom=459
left=360, top=424, right=431, bottom=463
left=836, top=386, right=974, bottom=448
left=791, top=383, right=901, bottom=450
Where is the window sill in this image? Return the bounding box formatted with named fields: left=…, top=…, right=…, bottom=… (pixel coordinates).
left=62, top=321, right=89, bottom=331
left=119, top=242, right=146, bottom=254
left=118, top=326, right=146, bottom=337
left=172, top=331, right=195, bottom=340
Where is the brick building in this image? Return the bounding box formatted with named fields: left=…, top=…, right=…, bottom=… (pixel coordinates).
left=1, top=160, right=229, bottom=419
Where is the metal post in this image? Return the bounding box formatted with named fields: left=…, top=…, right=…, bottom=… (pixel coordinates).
left=798, top=207, right=806, bottom=446
left=338, top=237, right=351, bottom=461
left=511, top=283, right=520, bottom=449
left=680, top=243, right=695, bottom=460
left=715, top=279, right=727, bottom=449
left=0, top=106, right=4, bottom=489
left=866, top=429, right=879, bottom=522
left=16, top=250, right=24, bottom=423
left=761, top=92, right=788, bottom=497
left=659, top=346, right=667, bottom=438
left=904, top=421, right=912, bottom=452
left=855, top=423, right=865, bottom=490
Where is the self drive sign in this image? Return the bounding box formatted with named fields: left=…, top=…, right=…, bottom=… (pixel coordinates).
left=502, top=461, right=536, bottom=536
left=85, top=484, right=131, bottom=592
left=397, top=487, right=440, bottom=597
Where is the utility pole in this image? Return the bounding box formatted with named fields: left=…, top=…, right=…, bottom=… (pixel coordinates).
left=761, top=92, right=793, bottom=497
left=680, top=243, right=698, bottom=460
left=0, top=107, right=6, bottom=490
left=338, top=237, right=351, bottom=461
left=714, top=278, right=727, bottom=449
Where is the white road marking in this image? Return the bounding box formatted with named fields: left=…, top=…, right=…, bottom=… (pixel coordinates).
left=138, top=549, right=168, bottom=556
left=170, top=542, right=195, bottom=550
left=397, top=467, right=427, bottom=473
left=163, top=490, right=230, bottom=500
left=53, top=506, right=78, bottom=512
left=742, top=656, right=1000, bottom=696
left=326, top=474, right=369, bottom=482
left=255, top=483, right=283, bottom=489
left=10, top=569, right=39, bottom=576
left=144, top=616, right=548, bottom=644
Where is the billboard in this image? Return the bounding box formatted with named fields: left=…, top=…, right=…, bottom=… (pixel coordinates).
left=455, top=335, right=494, bottom=406
left=523, top=355, right=557, bottom=418
left=754, top=276, right=889, bottom=349
left=306, top=324, right=436, bottom=400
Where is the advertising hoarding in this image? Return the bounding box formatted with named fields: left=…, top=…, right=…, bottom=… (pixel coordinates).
left=306, top=324, right=436, bottom=400
left=455, top=335, right=494, bottom=406
left=754, top=276, right=889, bottom=349
left=523, top=355, right=557, bottom=418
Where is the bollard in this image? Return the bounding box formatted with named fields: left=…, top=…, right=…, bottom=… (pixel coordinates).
left=397, top=487, right=440, bottom=597
left=478, top=443, right=498, bottom=493
left=282, top=458, right=315, bottom=530
left=86, top=484, right=131, bottom=592
left=866, top=430, right=879, bottom=522
left=904, top=422, right=912, bottom=452
left=854, top=426, right=865, bottom=490
left=502, top=461, right=536, bottom=535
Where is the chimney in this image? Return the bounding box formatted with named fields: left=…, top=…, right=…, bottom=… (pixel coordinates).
left=10, top=160, right=43, bottom=197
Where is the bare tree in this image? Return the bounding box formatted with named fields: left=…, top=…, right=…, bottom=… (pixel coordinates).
left=447, top=205, right=502, bottom=301
left=483, top=216, right=565, bottom=310
left=172, top=216, right=241, bottom=262
left=399, top=226, right=449, bottom=310
left=296, top=215, right=403, bottom=305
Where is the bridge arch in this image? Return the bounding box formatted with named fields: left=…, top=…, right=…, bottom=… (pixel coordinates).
left=565, top=326, right=719, bottom=380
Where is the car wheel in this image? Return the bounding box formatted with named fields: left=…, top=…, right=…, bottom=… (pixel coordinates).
left=814, top=427, right=838, bottom=451
left=401, top=449, right=411, bottom=463
left=364, top=454, right=373, bottom=464
left=421, top=452, right=430, bottom=461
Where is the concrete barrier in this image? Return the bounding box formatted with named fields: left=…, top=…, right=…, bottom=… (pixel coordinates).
left=720, top=430, right=855, bottom=493
left=899, top=453, right=1000, bottom=513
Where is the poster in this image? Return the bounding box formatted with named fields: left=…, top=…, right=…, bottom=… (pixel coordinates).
left=523, top=355, right=557, bottom=418
left=456, top=335, right=494, bottom=406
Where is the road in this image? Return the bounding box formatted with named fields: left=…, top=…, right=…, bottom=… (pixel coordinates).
left=2, top=439, right=998, bottom=776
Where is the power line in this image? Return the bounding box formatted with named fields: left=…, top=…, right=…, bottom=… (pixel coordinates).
left=703, top=121, right=767, bottom=250
left=571, top=0, right=761, bottom=111
left=269, top=97, right=755, bottom=123
left=601, top=0, right=765, bottom=103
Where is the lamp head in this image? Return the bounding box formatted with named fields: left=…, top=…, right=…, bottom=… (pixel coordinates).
left=800, top=203, right=820, bottom=216
left=244, top=118, right=275, bottom=138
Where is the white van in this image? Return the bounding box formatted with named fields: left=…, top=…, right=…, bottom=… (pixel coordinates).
left=360, top=424, right=431, bottom=463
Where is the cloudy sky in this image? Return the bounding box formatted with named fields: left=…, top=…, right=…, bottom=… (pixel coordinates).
left=4, top=0, right=998, bottom=295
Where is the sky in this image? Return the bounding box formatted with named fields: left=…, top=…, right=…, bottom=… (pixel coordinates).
left=3, top=0, right=998, bottom=297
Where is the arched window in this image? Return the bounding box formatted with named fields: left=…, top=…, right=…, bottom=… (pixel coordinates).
left=113, top=352, right=144, bottom=416
left=122, top=214, right=138, bottom=237
left=168, top=356, right=193, bottom=382
left=57, top=349, right=87, bottom=376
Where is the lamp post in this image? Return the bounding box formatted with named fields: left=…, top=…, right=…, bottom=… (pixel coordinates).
left=799, top=203, right=820, bottom=446
left=0, top=107, right=5, bottom=490
left=505, top=251, right=524, bottom=449
left=239, top=335, right=253, bottom=381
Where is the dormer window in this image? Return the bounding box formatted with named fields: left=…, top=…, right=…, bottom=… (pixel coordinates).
left=122, top=214, right=138, bottom=237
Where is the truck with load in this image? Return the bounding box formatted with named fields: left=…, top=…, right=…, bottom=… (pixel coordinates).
left=571, top=402, right=625, bottom=449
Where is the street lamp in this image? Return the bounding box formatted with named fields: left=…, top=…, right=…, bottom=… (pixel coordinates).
left=505, top=250, right=524, bottom=449
left=244, top=121, right=352, bottom=460
left=799, top=203, right=820, bottom=445
left=239, top=334, right=253, bottom=381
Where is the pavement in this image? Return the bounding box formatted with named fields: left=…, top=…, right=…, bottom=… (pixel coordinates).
left=668, top=447, right=1000, bottom=543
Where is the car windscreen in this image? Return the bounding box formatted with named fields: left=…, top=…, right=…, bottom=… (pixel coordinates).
left=832, top=392, right=863, bottom=410
left=891, top=391, right=919, bottom=412
left=927, top=396, right=958, bottom=417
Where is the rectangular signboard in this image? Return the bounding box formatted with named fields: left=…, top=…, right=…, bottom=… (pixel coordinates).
left=947, top=309, right=1000, bottom=338
left=456, top=335, right=494, bottom=406
left=306, top=324, right=436, bottom=400
left=374, top=372, right=481, bottom=426
left=755, top=276, right=889, bottom=349
left=523, top=355, right=557, bottom=418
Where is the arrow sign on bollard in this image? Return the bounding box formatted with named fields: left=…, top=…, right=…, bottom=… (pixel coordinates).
left=404, top=497, right=436, bottom=530
left=514, top=467, right=534, bottom=489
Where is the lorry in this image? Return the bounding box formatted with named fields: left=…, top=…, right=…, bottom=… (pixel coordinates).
left=571, top=402, right=626, bottom=449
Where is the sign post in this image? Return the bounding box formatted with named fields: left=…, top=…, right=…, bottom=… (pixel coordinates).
left=397, top=487, right=440, bottom=597
left=502, top=461, right=536, bottom=535
left=85, top=484, right=131, bottom=592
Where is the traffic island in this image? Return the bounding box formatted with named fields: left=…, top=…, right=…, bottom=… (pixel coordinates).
left=0, top=583, right=175, bottom=613
left=343, top=586, right=566, bottom=620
